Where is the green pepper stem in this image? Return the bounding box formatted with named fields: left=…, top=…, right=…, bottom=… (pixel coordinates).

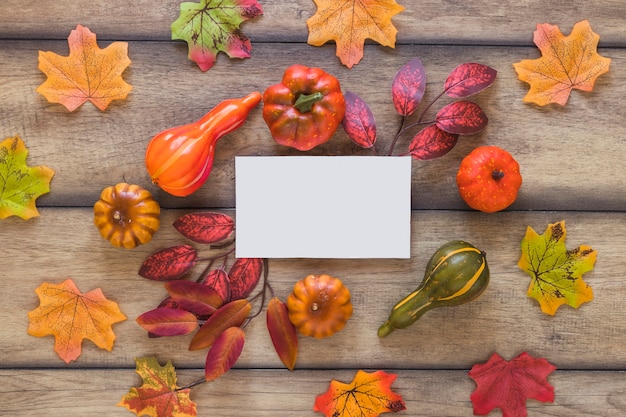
left=294, top=91, right=324, bottom=113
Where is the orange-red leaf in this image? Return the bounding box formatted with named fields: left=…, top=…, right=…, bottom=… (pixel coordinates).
left=27, top=279, right=126, bottom=363
left=436, top=101, right=488, bottom=135
left=266, top=297, right=298, bottom=370
left=228, top=258, right=263, bottom=300
left=189, top=299, right=251, bottom=351
left=173, top=211, right=235, bottom=244
left=307, top=0, right=404, bottom=69
left=164, top=280, right=224, bottom=316
left=409, top=124, right=458, bottom=160
left=204, top=327, right=245, bottom=381
left=314, top=370, right=406, bottom=417
left=36, top=24, right=132, bottom=111
left=513, top=20, right=610, bottom=106
left=118, top=357, right=197, bottom=417
left=136, top=307, right=199, bottom=337
left=139, top=245, right=198, bottom=281
left=469, top=352, right=556, bottom=417
left=201, top=269, right=231, bottom=304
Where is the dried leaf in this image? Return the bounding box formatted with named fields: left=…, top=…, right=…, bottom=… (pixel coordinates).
left=27, top=279, right=126, bottom=363
left=118, top=357, right=197, bottom=417
left=228, top=258, right=263, bottom=300
left=201, top=269, right=231, bottom=304
left=307, top=0, right=404, bottom=69
left=164, top=280, right=224, bottom=316
left=174, top=211, right=234, bottom=244
left=266, top=297, right=298, bottom=370
left=436, top=101, right=488, bottom=135
left=391, top=57, right=427, bottom=116
left=314, top=370, right=406, bottom=417
left=469, top=352, right=556, bottom=417
left=513, top=20, right=611, bottom=106
left=444, top=63, right=497, bottom=98
left=36, top=24, right=131, bottom=111
left=342, top=91, right=377, bottom=149
left=139, top=245, right=198, bottom=281
left=136, top=307, right=199, bottom=337
left=409, top=124, right=459, bottom=160
left=204, top=327, right=245, bottom=381
left=518, top=220, right=596, bottom=315
left=171, top=0, right=263, bottom=71
left=189, top=299, right=251, bottom=351
left=0, top=135, right=54, bottom=220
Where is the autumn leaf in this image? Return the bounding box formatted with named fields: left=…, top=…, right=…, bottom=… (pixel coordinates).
left=36, top=24, right=131, bottom=111
left=189, top=299, right=251, bottom=351
left=27, top=279, right=126, bottom=363
left=342, top=91, right=377, bottom=149
left=513, top=20, right=610, bottom=106
left=409, top=124, right=458, bottom=160
left=314, top=370, right=406, bottom=417
left=392, top=57, right=426, bottom=116
left=468, top=352, right=556, bottom=417
left=173, top=211, right=235, bottom=244
left=266, top=297, right=298, bottom=370
left=118, top=357, right=197, bottom=417
left=0, top=136, right=54, bottom=220
left=518, top=220, right=597, bottom=315
left=204, top=326, right=245, bottom=382
left=171, top=0, right=263, bottom=72
left=138, top=245, right=198, bottom=281
left=307, top=0, right=404, bottom=69
left=228, top=258, right=263, bottom=300
left=136, top=307, right=199, bottom=337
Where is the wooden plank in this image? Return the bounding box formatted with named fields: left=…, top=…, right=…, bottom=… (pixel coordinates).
left=1, top=368, right=625, bottom=416
left=3, top=208, right=625, bottom=369
left=0, top=0, right=625, bottom=46
left=0, top=41, right=621, bottom=210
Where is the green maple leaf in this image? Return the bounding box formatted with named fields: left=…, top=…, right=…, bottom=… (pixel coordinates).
left=518, top=220, right=597, bottom=315
left=0, top=136, right=54, bottom=220
left=118, top=357, right=197, bottom=417
left=171, top=0, right=263, bottom=72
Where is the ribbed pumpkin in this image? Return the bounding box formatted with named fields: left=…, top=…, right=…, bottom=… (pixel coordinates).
left=378, top=240, right=489, bottom=337
left=286, top=274, right=353, bottom=339
left=93, top=183, right=160, bottom=249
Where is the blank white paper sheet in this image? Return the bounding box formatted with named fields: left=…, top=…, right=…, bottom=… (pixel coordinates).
left=235, top=156, right=411, bottom=259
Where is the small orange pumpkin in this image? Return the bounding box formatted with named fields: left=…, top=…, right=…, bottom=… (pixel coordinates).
left=93, top=183, right=160, bottom=249
left=286, top=274, right=353, bottom=338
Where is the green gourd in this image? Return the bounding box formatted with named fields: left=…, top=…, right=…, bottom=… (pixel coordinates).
left=378, top=240, right=489, bottom=337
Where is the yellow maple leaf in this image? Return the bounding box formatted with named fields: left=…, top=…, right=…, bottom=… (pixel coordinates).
left=307, top=0, right=404, bottom=69
left=36, top=24, right=132, bottom=111
left=513, top=20, right=610, bottom=106
left=27, top=279, right=126, bottom=363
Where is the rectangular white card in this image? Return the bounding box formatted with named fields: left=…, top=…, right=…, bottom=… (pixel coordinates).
left=235, top=156, right=411, bottom=259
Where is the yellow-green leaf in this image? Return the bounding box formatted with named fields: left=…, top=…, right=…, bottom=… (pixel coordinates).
left=0, top=136, right=54, bottom=220
left=518, top=221, right=596, bottom=315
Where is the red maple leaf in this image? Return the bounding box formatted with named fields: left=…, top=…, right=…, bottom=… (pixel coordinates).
left=468, top=352, right=556, bottom=417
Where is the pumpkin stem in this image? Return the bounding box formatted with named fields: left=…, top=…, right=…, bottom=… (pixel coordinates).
left=294, top=92, right=323, bottom=113
left=492, top=170, right=505, bottom=181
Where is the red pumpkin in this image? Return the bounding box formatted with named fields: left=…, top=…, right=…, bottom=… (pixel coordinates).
left=456, top=146, right=522, bottom=213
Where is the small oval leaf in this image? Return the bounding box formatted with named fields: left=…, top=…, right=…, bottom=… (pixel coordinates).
left=436, top=101, right=488, bottom=135
left=174, top=212, right=235, bottom=244
left=392, top=57, right=427, bottom=116
left=136, top=307, right=198, bottom=337
left=409, top=124, right=459, bottom=160
left=189, top=299, right=251, bottom=351
left=228, top=258, right=264, bottom=300
left=204, top=327, right=245, bottom=382
left=164, top=280, right=224, bottom=316
left=266, top=297, right=298, bottom=370
left=444, top=63, right=497, bottom=98
left=138, top=245, right=198, bottom=281
left=201, top=269, right=231, bottom=304
left=341, top=91, right=377, bottom=148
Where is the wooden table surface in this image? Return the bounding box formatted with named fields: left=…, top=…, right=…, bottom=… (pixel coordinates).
left=1, top=1, right=625, bottom=416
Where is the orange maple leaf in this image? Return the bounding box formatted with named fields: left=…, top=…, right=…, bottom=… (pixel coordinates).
left=27, top=279, right=126, bottom=363
left=513, top=20, right=610, bottom=106
left=314, top=370, right=406, bottom=417
left=36, top=24, right=132, bottom=111
left=307, top=0, right=404, bottom=69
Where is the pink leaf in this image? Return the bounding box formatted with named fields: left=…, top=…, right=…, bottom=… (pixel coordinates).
left=392, top=57, right=426, bottom=116
left=138, top=245, right=197, bottom=281
left=164, top=280, right=224, bottom=316
left=444, top=63, right=497, bottom=98
left=409, top=124, right=459, bottom=160
left=136, top=307, right=198, bottom=337
left=228, top=258, right=263, bottom=300
left=204, top=327, right=245, bottom=381
left=173, top=212, right=234, bottom=244
left=341, top=91, right=377, bottom=148
left=436, top=100, right=488, bottom=135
